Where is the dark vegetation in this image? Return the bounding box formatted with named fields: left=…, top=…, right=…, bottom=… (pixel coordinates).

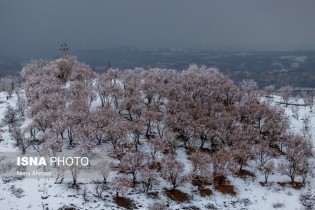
left=164, top=189, right=191, bottom=203
left=114, top=197, right=137, bottom=210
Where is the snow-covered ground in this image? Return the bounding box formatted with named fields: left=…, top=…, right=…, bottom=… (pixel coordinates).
left=0, top=91, right=315, bottom=210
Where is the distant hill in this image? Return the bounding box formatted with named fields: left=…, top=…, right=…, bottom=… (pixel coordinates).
left=2, top=48, right=315, bottom=87
left=74, top=48, right=315, bottom=88
left=0, top=54, right=23, bottom=78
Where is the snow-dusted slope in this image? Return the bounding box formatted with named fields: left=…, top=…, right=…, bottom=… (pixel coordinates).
left=0, top=92, right=315, bottom=210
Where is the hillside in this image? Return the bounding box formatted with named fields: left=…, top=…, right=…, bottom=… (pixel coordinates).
left=0, top=58, right=314, bottom=210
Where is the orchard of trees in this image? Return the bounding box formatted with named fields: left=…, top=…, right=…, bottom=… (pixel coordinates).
left=1, top=57, right=314, bottom=198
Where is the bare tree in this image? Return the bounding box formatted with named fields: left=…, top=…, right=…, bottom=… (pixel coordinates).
left=261, top=161, right=274, bottom=183
left=111, top=174, right=131, bottom=198
left=264, top=85, right=275, bottom=97
left=3, top=105, right=18, bottom=132
left=190, top=151, right=212, bottom=183
left=302, top=91, right=315, bottom=112
left=279, top=85, right=293, bottom=106
left=255, top=141, right=277, bottom=168
left=16, top=95, right=27, bottom=117
left=138, top=166, right=160, bottom=193
left=239, top=79, right=259, bottom=100
left=291, top=103, right=300, bottom=120
left=1, top=77, right=16, bottom=98
left=70, top=165, right=80, bottom=186
left=148, top=137, right=164, bottom=161
left=212, top=149, right=236, bottom=184
left=278, top=134, right=313, bottom=182
left=97, top=160, right=111, bottom=184
left=55, top=166, right=65, bottom=184
left=278, top=161, right=297, bottom=182
left=161, top=154, right=189, bottom=191
left=12, top=127, right=31, bottom=154
left=164, top=130, right=180, bottom=154
left=94, top=184, right=105, bottom=198
left=302, top=114, right=311, bottom=139
left=57, top=59, right=73, bottom=83
left=82, top=185, right=89, bottom=202
left=120, top=151, right=145, bottom=182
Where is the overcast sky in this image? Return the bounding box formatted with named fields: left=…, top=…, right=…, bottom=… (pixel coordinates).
left=1, top=0, right=315, bottom=57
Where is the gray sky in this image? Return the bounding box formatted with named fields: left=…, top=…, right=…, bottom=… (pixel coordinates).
left=1, top=0, right=315, bottom=57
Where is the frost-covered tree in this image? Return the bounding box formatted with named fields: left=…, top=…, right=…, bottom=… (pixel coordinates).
left=111, top=174, right=131, bottom=198
left=261, top=161, right=274, bottom=183
left=161, top=154, right=189, bottom=190
left=16, top=95, right=27, bottom=117
left=232, top=135, right=255, bottom=171
left=190, top=151, right=212, bottom=183
left=240, top=79, right=258, bottom=99
left=41, top=135, right=63, bottom=158
left=57, top=58, right=73, bottom=83
left=3, top=105, right=18, bottom=132
left=138, top=166, right=160, bottom=193
left=278, top=134, right=313, bottom=182
left=120, top=151, right=145, bottom=182
left=70, top=61, right=95, bottom=84
left=302, top=91, right=315, bottom=112
left=97, top=160, right=111, bottom=184
left=126, top=120, right=144, bottom=151
left=0, top=77, right=16, bottom=98
left=105, top=122, right=128, bottom=151
left=69, top=165, right=80, bottom=186
left=163, top=130, right=180, bottom=154
left=255, top=141, right=277, bottom=168
left=212, top=149, right=236, bottom=184
left=12, top=127, right=31, bottom=154
left=96, top=69, right=121, bottom=108
left=148, top=137, right=164, bottom=160
left=279, top=85, right=293, bottom=106
left=264, top=85, right=275, bottom=97
left=63, top=99, right=89, bottom=146
left=291, top=99, right=300, bottom=120
left=301, top=114, right=311, bottom=139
